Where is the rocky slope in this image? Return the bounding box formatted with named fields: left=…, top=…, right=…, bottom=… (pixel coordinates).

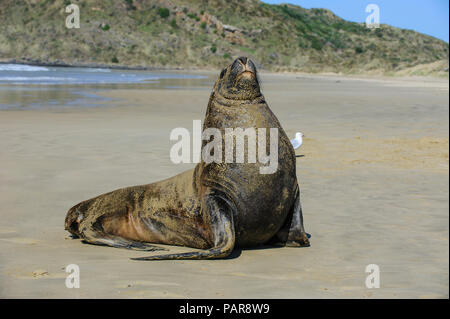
left=0, top=0, right=448, bottom=75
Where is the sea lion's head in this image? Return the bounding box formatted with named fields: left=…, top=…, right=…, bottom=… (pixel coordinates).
left=214, top=57, right=261, bottom=101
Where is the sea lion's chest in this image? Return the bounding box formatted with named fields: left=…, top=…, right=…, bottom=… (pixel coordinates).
left=201, top=102, right=297, bottom=246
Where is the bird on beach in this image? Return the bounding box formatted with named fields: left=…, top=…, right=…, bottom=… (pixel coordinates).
left=290, top=132, right=304, bottom=150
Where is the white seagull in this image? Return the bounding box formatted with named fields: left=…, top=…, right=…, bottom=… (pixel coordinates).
left=290, top=132, right=304, bottom=150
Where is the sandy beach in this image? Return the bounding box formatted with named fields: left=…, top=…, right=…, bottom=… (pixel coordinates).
left=0, top=72, right=448, bottom=298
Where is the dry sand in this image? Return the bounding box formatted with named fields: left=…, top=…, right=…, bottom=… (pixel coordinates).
left=0, top=73, right=448, bottom=298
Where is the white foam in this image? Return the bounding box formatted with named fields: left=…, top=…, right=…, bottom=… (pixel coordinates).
left=0, top=76, right=76, bottom=81
left=83, top=68, right=111, bottom=73
left=0, top=64, right=49, bottom=72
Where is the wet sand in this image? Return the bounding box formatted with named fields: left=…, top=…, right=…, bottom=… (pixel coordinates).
left=0, top=73, right=448, bottom=298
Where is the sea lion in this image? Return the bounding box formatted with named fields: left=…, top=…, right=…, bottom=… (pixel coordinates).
left=65, top=57, right=310, bottom=260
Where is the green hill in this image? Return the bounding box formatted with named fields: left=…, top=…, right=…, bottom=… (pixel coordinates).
left=0, top=0, right=448, bottom=75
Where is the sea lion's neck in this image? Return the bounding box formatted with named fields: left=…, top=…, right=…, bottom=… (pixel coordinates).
left=211, top=92, right=266, bottom=108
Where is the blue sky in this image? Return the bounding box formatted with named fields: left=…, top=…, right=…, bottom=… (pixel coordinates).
left=262, top=0, right=449, bottom=42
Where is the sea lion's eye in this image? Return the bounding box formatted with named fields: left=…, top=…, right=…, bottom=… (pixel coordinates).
left=219, top=68, right=226, bottom=79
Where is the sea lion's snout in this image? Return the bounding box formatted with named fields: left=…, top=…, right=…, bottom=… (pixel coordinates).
left=216, top=56, right=261, bottom=100
left=232, top=57, right=257, bottom=78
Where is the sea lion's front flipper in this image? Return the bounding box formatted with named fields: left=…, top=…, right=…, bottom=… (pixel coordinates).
left=269, top=185, right=310, bottom=247
left=131, top=194, right=235, bottom=260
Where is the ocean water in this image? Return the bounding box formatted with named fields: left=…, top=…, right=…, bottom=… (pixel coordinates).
left=0, top=64, right=211, bottom=109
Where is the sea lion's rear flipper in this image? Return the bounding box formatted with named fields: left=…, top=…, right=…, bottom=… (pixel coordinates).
left=81, top=232, right=167, bottom=252
left=65, top=196, right=167, bottom=252
left=269, top=185, right=310, bottom=247
left=131, top=194, right=235, bottom=260
left=79, top=223, right=166, bottom=251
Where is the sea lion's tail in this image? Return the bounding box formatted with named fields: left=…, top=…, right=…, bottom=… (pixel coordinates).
left=64, top=196, right=168, bottom=252
left=65, top=200, right=91, bottom=238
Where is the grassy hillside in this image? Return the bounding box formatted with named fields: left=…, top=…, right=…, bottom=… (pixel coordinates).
left=0, top=0, right=448, bottom=75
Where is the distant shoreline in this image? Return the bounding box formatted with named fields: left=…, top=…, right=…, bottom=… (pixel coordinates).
left=0, top=58, right=448, bottom=83
left=0, top=58, right=186, bottom=72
